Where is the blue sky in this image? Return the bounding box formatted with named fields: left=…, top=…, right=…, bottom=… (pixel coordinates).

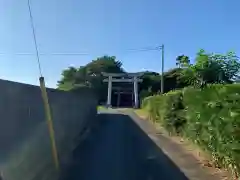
left=0, top=0, right=239, bottom=87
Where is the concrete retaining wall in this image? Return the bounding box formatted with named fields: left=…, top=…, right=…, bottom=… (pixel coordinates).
left=0, top=79, right=98, bottom=180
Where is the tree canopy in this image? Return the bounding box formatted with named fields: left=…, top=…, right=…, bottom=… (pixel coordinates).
left=58, top=56, right=124, bottom=89
left=179, top=50, right=240, bottom=87
left=57, top=50, right=240, bottom=104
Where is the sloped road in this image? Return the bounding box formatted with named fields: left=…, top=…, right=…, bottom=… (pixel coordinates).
left=60, top=112, right=189, bottom=180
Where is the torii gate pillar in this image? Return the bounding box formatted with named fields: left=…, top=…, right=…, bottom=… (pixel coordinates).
left=106, top=76, right=112, bottom=107
left=133, top=76, right=139, bottom=108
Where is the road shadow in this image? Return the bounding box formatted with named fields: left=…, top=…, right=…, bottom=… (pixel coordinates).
left=60, top=113, right=189, bottom=180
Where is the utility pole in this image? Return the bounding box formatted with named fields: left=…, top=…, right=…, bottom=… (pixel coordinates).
left=160, top=44, right=164, bottom=94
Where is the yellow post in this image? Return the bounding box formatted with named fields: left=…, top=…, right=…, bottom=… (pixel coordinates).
left=39, top=77, right=60, bottom=171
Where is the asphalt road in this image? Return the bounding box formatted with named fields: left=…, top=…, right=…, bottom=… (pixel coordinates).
left=61, top=112, right=189, bottom=180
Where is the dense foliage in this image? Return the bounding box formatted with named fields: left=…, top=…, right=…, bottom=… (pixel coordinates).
left=142, top=85, right=240, bottom=177
left=179, top=50, right=240, bottom=87
left=57, top=56, right=124, bottom=103
left=57, top=55, right=191, bottom=103
left=58, top=50, right=240, bottom=102
left=139, top=49, right=240, bottom=177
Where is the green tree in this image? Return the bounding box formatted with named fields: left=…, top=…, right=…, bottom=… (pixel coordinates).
left=176, top=55, right=190, bottom=68
left=139, top=71, right=161, bottom=94
left=57, top=67, right=79, bottom=90
left=57, top=55, right=125, bottom=102
left=139, top=69, right=190, bottom=95
left=213, top=51, right=240, bottom=82
left=181, top=49, right=240, bottom=87
left=164, top=68, right=189, bottom=91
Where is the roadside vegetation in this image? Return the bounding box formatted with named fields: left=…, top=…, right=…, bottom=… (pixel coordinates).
left=141, top=50, right=240, bottom=178
left=58, top=49, right=240, bottom=178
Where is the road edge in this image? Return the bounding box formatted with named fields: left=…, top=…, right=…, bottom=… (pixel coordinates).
left=122, top=110, right=231, bottom=180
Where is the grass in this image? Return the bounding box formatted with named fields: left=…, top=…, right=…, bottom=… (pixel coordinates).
left=134, top=109, right=149, bottom=119
left=97, top=106, right=107, bottom=111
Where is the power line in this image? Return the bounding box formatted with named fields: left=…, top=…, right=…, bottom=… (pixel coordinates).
left=27, top=0, right=42, bottom=76
left=41, top=53, right=89, bottom=56
left=126, top=46, right=162, bottom=52
left=0, top=46, right=162, bottom=56
left=0, top=52, right=89, bottom=56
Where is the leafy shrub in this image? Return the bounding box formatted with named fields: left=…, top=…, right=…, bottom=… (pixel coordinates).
left=139, top=90, right=153, bottom=104
left=142, top=95, right=162, bottom=122
left=142, top=90, right=186, bottom=134
left=183, top=84, right=240, bottom=176
left=163, top=91, right=186, bottom=134
left=142, top=84, right=240, bottom=177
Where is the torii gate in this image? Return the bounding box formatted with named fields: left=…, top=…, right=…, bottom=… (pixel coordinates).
left=102, top=72, right=143, bottom=108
